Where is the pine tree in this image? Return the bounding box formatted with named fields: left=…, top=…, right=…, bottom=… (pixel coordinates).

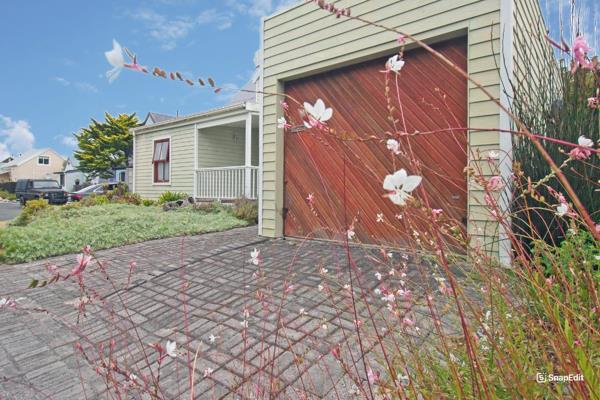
left=74, top=113, right=138, bottom=178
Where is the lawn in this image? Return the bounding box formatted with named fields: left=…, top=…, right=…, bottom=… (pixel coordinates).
left=0, top=204, right=249, bottom=264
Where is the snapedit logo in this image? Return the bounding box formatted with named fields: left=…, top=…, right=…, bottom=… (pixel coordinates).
left=536, top=373, right=584, bottom=383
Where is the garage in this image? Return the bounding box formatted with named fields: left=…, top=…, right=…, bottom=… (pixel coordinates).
left=282, top=39, right=468, bottom=246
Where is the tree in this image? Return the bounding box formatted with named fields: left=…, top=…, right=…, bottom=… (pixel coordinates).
left=74, top=113, right=138, bottom=178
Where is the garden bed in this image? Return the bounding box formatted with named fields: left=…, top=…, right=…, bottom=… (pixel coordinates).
left=0, top=203, right=249, bottom=263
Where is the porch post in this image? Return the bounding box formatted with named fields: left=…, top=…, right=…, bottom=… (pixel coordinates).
left=244, top=113, right=253, bottom=198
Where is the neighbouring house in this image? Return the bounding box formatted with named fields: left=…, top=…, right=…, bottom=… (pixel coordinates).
left=257, top=0, right=550, bottom=263
left=132, top=84, right=260, bottom=200
left=54, top=157, right=88, bottom=192
left=0, top=148, right=66, bottom=183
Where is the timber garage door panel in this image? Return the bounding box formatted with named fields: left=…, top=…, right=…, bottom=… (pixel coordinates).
left=284, top=38, right=468, bottom=246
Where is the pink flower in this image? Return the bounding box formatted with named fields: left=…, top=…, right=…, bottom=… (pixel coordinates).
left=569, top=136, right=594, bottom=160
left=281, top=101, right=289, bottom=111
left=432, top=209, right=443, bottom=219
left=486, top=176, right=504, bottom=191
left=595, top=224, right=600, bottom=235
left=397, top=34, right=406, bottom=45
left=70, top=254, right=91, bottom=276
left=572, top=35, right=594, bottom=73
left=250, top=248, right=261, bottom=266
left=588, top=97, right=599, bottom=109
left=306, top=193, right=315, bottom=205
left=402, top=317, right=415, bottom=326
left=203, top=368, right=213, bottom=378
left=367, top=367, right=380, bottom=384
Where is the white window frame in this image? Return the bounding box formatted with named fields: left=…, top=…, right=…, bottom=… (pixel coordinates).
left=152, top=136, right=172, bottom=186
left=38, top=156, right=50, bottom=165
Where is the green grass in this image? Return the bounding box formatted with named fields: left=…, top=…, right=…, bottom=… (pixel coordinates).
left=0, top=204, right=249, bottom=264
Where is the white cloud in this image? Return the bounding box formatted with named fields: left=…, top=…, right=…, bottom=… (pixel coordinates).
left=51, top=77, right=99, bottom=94
left=0, top=115, right=36, bottom=159
left=52, top=76, right=71, bottom=86
left=128, top=8, right=233, bottom=50
left=60, top=135, right=78, bottom=148
left=74, top=82, right=99, bottom=93
left=226, top=0, right=299, bottom=17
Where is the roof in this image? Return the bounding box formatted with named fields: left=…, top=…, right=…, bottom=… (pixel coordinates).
left=0, top=148, right=60, bottom=171
left=133, top=102, right=258, bottom=134
left=142, top=112, right=176, bottom=126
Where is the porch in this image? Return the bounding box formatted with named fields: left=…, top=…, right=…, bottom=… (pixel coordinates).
left=194, top=109, right=260, bottom=201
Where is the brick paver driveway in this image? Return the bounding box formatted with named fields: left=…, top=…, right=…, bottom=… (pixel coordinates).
left=0, top=227, right=457, bottom=399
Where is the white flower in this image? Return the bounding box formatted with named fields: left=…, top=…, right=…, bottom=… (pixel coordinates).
left=376, top=213, right=384, bottom=223
left=165, top=340, right=177, bottom=358
left=386, top=139, right=401, bottom=154
left=105, top=39, right=125, bottom=83
left=240, top=320, right=248, bottom=328
left=250, top=248, right=261, bottom=265
left=321, top=324, right=328, bottom=330
left=320, top=267, right=328, bottom=275
left=594, top=255, right=600, bottom=261
left=556, top=203, right=569, bottom=217
left=208, top=334, right=218, bottom=344
left=318, top=284, right=324, bottom=292
left=299, top=308, right=306, bottom=315
left=578, top=135, right=594, bottom=148
left=386, top=54, right=405, bottom=72
left=303, top=99, right=333, bottom=127
left=487, top=150, right=499, bottom=159
left=343, top=284, right=351, bottom=290
left=374, top=288, right=381, bottom=295
left=375, top=272, right=382, bottom=281
left=383, top=169, right=422, bottom=206
left=347, top=228, right=356, bottom=240
left=203, top=368, right=213, bottom=378
left=277, top=117, right=288, bottom=129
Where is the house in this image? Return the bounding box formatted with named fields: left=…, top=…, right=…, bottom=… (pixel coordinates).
left=54, top=157, right=88, bottom=192
left=132, top=88, right=260, bottom=200
left=257, top=0, right=550, bottom=263
left=0, top=148, right=66, bottom=183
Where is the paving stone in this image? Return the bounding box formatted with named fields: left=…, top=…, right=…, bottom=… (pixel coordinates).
left=0, top=226, right=457, bottom=399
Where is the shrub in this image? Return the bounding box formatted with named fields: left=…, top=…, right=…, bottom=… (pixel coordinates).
left=158, top=191, right=188, bottom=204
left=192, top=201, right=222, bottom=213
left=512, top=60, right=599, bottom=248
left=141, top=199, right=156, bottom=207
left=11, top=199, right=49, bottom=226
left=0, top=189, right=16, bottom=201
left=81, top=194, right=110, bottom=207
left=231, top=197, right=258, bottom=223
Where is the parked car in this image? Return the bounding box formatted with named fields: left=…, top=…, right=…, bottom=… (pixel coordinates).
left=69, top=183, right=120, bottom=201
left=15, top=179, right=68, bottom=205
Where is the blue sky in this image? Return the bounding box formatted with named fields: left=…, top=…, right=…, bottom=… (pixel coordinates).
left=0, top=0, right=597, bottom=160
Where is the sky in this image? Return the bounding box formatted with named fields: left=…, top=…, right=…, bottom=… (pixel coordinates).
left=0, top=0, right=597, bottom=160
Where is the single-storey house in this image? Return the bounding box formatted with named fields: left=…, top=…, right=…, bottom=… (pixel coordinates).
left=257, top=0, right=549, bottom=263
left=0, top=148, right=66, bottom=183
left=132, top=0, right=548, bottom=263
left=132, top=85, right=260, bottom=200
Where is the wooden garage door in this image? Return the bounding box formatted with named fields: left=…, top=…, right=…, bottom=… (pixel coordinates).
left=283, top=38, right=468, bottom=246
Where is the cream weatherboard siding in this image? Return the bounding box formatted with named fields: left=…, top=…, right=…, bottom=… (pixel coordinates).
left=10, top=149, right=66, bottom=181
left=197, top=126, right=259, bottom=169
left=134, top=124, right=196, bottom=199
left=260, top=0, right=506, bottom=256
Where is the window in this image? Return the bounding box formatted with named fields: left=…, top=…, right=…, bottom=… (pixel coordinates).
left=153, top=139, right=170, bottom=183
left=38, top=156, right=49, bottom=165
left=118, top=171, right=126, bottom=182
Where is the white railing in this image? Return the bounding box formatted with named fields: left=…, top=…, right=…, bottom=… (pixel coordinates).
left=195, top=166, right=259, bottom=200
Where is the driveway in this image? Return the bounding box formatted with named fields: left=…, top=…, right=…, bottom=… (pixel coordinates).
left=0, top=202, right=21, bottom=222
left=0, top=227, right=457, bottom=399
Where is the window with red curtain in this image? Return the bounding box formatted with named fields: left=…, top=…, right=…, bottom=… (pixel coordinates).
left=153, top=139, right=170, bottom=183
